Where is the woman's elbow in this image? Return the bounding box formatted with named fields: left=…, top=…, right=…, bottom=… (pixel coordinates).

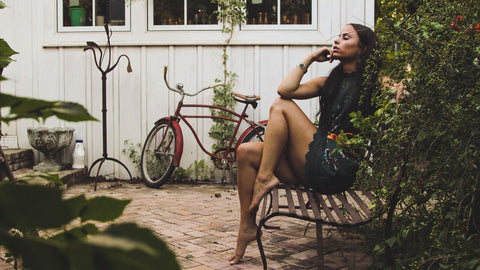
left=277, top=85, right=297, bottom=98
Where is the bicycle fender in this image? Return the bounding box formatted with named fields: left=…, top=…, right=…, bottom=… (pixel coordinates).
left=156, top=117, right=183, bottom=167
left=236, top=120, right=268, bottom=146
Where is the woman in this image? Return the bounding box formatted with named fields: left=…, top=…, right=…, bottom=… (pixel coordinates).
left=229, top=23, right=378, bottom=265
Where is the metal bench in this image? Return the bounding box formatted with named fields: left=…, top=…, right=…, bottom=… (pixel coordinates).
left=256, top=183, right=380, bottom=269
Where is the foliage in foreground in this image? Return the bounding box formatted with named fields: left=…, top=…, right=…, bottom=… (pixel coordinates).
left=0, top=177, right=180, bottom=269
left=355, top=0, right=480, bottom=268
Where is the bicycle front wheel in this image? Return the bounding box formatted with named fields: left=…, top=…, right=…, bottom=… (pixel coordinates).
left=141, top=119, right=177, bottom=188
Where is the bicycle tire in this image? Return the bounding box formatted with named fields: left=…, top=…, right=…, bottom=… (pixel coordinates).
left=141, top=119, right=177, bottom=188
left=240, top=123, right=267, bottom=144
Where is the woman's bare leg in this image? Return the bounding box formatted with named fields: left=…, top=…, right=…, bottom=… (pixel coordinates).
left=229, top=142, right=297, bottom=265
left=249, top=97, right=317, bottom=212
left=230, top=98, right=316, bottom=264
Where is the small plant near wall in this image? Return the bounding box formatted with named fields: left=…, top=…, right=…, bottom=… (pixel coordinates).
left=122, top=139, right=142, bottom=173
left=209, top=0, right=247, bottom=153
left=186, top=159, right=213, bottom=182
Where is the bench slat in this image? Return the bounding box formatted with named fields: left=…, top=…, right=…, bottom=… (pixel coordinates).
left=347, top=190, right=372, bottom=217
left=306, top=189, right=322, bottom=220
left=260, top=192, right=269, bottom=219
left=336, top=193, right=362, bottom=222
left=272, top=187, right=279, bottom=213
left=296, top=186, right=310, bottom=217
left=314, top=192, right=336, bottom=222
left=285, top=186, right=296, bottom=214
left=326, top=194, right=348, bottom=223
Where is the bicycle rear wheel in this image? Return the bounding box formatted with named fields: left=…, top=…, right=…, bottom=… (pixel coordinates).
left=141, top=119, right=177, bottom=188
left=241, top=123, right=266, bottom=143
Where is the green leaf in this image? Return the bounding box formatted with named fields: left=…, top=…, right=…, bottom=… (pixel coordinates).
left=0, top=182, right=74, bottom=230
left=64, top=194, right=88, bottom=219
left=0, top=234, right=69, bottom=270
left=0, top=39, right=18, bottom=69
left=21, top=173, right=64, bottom=185
left=416, top=129, right=428, bottom=141
left=0, top=93, right=97, bottom=123
left=0, top=1, right=5, bottom=9
left=80, top=196, right=131, bottom=222
left=50, top=101, right=99, bottom=122
left=68, top=223, right=180, bottom=270
left=49, top=223, right=99, bottom=242
left=385, top=236, right=397, bottom=247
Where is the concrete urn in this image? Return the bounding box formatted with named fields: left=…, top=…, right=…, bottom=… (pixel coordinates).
left=27, top=127, right=75, bottom=172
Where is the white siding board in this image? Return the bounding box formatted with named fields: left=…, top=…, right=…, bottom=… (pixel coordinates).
left=258, top=46, right=283, bottom=121
left=117, top=47, right=142, bottom=178
left=63, top=48, right=89, bottom=163
left=145, top=46, right=169, bottom=129
left=173, top=47, right=199, bottom=168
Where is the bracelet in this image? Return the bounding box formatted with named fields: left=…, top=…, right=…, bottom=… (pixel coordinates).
left=297, top=63, right=307, bottom=74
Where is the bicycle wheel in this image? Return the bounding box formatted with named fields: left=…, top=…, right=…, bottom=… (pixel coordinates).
left=141, top=119, right=177, bottom=188
left=240, top=123, right=266, bottom=144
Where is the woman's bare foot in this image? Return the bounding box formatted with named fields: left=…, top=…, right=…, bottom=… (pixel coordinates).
left=229, top=227, right=258, bottom=265
left=249, top=174, right=280, bottom=212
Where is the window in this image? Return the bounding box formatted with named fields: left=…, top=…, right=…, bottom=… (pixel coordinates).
left=58, top=0, right=130, bottom=32
left=243, top=0, right=316, bottom=30
left=148, top=0, right=220, bottom=30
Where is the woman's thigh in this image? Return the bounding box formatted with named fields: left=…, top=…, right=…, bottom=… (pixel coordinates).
left=271, top=98, right=317, bottom=181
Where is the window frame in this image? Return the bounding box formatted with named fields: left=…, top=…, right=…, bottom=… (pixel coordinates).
left=147, top=0, right=222, bottom=31
left=147, top=0, right=317, bottom=32
left=56, top=0, right=131, bottom=33
left=242, top=0, right=317, bottom=31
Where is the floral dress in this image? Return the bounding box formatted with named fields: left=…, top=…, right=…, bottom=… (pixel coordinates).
left=304, top=72, right=359, bottom=193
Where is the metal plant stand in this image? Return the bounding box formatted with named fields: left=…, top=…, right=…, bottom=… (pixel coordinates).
left=84, top=25, right=132, bottom=187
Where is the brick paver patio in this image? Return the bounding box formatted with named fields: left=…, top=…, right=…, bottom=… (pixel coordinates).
left=0, top=181, right=373, bottom=269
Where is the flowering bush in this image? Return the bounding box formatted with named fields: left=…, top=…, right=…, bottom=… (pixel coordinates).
left=355, top=0, right=480, bottom=268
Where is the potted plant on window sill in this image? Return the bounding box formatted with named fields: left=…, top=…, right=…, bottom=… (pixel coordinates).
left=68, top=0, right=91, bottom=26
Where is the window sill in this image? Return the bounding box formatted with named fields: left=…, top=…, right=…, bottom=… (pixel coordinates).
left=43, top=29, right=329, bottom=48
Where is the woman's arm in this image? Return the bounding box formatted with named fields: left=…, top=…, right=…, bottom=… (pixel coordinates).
left=277, top=47, right=333, bottom=99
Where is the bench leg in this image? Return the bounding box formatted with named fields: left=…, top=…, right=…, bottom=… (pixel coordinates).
left=316, top=222, right=324, bottom=270
left=257, top=220, right=268, bottom=270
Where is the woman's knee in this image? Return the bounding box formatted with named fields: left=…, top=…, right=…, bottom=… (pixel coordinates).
left=236, top=142, right=262, bottom=166
left=270, top=97, right=295, bottom=113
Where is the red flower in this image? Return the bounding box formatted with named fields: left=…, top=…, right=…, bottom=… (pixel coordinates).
left=451, top=20, right=459, bottom=30
left=475, top=23, right=480, bottom=33
left=456, top=15, right=463, bottom=21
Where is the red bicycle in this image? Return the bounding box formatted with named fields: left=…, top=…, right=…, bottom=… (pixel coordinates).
left=140, top=66, right=267, bottom=188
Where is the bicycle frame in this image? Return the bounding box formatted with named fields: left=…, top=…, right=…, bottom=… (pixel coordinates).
left=171, top=102, right=260, bottom=163
left=158, top=66, right=264, bottom=167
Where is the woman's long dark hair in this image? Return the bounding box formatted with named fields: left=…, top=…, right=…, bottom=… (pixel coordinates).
left=318, top=23, right=378, bottom=132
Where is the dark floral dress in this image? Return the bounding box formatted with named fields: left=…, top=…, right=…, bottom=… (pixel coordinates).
left=304, top=72, right=359, bottom=193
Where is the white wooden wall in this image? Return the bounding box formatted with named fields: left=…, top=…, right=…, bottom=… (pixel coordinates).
left=0, top=0, right=374, bottom=178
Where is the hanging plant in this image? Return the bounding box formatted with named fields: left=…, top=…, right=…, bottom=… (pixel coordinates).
left=209, top=0, right=246, bottom=152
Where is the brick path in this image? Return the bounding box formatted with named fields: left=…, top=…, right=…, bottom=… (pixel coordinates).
left=1, top=181, right=373, bottom=269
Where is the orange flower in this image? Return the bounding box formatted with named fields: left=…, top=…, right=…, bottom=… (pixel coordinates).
left=327, top=133, right=338, bottom=140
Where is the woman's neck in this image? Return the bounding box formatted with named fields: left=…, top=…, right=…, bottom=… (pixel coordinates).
left=341, top=59, right=358, bottom=73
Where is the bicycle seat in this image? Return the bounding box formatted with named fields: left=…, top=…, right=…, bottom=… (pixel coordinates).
left=231, top=92, right=261, bottom=104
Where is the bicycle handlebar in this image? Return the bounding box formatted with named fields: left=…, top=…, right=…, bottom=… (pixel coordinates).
left=164, top=66, right=224, bottom=97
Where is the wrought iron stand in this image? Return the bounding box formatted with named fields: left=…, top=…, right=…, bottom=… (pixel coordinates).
left=84, top=25, right=132, bottom=188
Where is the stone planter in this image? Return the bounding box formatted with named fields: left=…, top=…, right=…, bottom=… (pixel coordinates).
left=27, top=127, right=75, bottom=172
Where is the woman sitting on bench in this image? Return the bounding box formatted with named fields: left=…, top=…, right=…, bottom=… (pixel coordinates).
left=229, top=23, right=378, bottom=265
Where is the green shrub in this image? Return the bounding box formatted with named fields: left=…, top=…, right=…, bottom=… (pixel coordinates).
left=356, top=1, right=480, bottom=268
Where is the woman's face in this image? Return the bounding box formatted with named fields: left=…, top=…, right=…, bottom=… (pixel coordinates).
left=332, top=24, right=364, bottom=61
